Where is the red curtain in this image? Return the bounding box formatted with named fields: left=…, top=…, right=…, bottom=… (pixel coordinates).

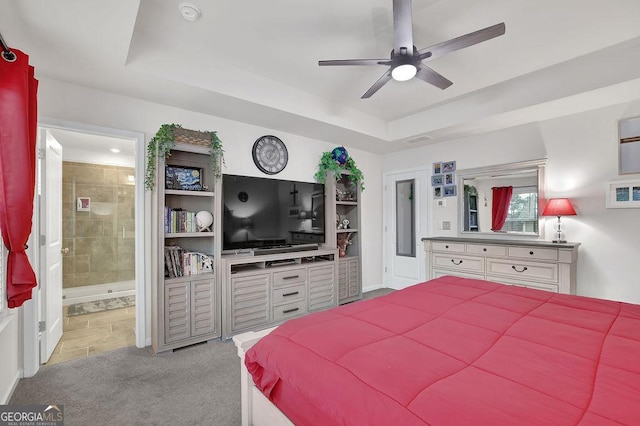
left=0, top=48, right=38, bottom=308
left=491, top=186, right=513, bottom=232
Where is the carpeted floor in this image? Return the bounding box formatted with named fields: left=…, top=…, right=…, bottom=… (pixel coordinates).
left=11, top=288, right=394, bottom=425
left=10, top=341, right=241, bottom=426
left=67, top=295, right=136, bottom=316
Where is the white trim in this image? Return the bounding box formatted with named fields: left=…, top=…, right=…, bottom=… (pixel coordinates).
left=0, top=371, right=20, bottom=405
left=27, top=117, right=148, bottom=374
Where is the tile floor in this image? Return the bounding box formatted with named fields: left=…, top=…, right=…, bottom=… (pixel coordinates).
left=45, top=305, right=136, bottom=366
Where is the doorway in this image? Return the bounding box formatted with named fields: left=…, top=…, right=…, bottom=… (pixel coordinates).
left=384, top=169, right=429, bottom=289
left=33, top=120, right=146, bottom=367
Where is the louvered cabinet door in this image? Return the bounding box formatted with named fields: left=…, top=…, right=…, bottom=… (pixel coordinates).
left=230, top=273, right=270, bottom=334
left=337, top=261, right=348, bottom=301
left=164, top=281, right=191, bottom=343
left=347, top=258, right=360, bottom=298
left=308, top=264, right=336, bottom=311
left=190, top=277, right=215, bottom=337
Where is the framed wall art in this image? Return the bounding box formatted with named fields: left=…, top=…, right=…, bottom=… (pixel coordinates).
left=606, top=179, right=640, bottom=208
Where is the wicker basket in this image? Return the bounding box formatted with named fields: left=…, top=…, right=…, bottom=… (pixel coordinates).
left=173, top=127, right=211, bottom=147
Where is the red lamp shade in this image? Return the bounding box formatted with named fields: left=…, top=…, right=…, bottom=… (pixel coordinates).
left=542, top=198, right=577, bottom=216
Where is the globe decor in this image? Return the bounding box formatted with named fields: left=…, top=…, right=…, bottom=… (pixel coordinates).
left=314, top=146, right=365, bottom=190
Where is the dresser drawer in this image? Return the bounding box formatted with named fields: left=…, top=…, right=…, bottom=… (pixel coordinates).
left=432, top=254, right=484, bottom=273
left=432, top=269, right=485, bottom=280
left=272, top=284, right=306, bottom=306
left=508, top=246, right=558, bottom=261
left=272, top=300, right=307, bottom=322
left=487, top=275, right=559, bottom=293
left=432, top=241, right=466, bottom=254
left=486, top=258, right=558, bottom=282
left=466, top=243, right=507, bottom=257
left=272, top=268, right=306, bottom=289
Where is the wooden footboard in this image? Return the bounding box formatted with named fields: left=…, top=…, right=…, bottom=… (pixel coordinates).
left=233, top=328, right=294, bottom=426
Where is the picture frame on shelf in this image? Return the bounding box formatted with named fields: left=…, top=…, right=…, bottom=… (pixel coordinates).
left=606, top=179, right=640, bottom=208
left=443, top=185, right=457, bottom=197
left=165, top=165, right=203, bottom=191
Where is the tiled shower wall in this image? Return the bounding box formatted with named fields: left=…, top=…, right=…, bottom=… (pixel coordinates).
left=62, top=162, right=135, bottom=289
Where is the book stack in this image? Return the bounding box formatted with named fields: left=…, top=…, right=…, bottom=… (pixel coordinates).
left=164, top=246, right=214, bottom=278
left=165, top=207, right=198, bottom=234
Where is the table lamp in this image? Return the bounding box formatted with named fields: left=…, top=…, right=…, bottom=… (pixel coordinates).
left=542, top=198, right=577, bottom=243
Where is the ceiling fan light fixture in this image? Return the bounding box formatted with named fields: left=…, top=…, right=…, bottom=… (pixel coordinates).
left=391, top=64, right=417, bottom=81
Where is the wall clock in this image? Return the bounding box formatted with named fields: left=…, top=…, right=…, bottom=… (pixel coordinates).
left=252, top=135, right=288, bottom=175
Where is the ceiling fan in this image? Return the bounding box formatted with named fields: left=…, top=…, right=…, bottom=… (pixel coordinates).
left=318, top=0, right=506, bottom=98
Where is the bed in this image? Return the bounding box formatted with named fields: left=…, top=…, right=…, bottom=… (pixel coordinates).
left=233, top=275, right=640, bottom=425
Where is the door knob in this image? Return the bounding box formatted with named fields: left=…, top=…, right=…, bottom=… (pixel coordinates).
left=61, top=247, right=70, bottom=254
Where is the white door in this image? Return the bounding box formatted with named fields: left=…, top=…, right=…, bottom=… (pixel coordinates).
left=40, top=130, right=63, bottom=363
left=384, top=170, right=429, bottom=289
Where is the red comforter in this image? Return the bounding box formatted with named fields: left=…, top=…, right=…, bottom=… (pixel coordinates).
left=245, top=276, right=640, bottom=425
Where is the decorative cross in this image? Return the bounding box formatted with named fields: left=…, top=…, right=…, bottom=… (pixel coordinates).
left=290, top=184, right=298, bottom=205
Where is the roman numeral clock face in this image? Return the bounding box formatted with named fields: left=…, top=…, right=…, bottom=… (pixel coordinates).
left=252, top=135, right=288, bottom=175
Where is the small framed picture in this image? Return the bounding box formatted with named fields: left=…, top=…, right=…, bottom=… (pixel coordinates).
left=433, top=162, right=442, bottom=175
left=431, top=175, right=444, bottom=186
left=606, top=180, right=640, bottom=208
left=443, top=185, right=457, bottom=197
left=288, top=206, right=301, bottom=217
left=433, top=186, right=443, bottom=198
left=77, top=197, right=90, bottom=212
left=444, top=173, right=455, bottom=185
left=165, top=165, right=203, bottom=191
left=442, top=161, right=456, bottom=173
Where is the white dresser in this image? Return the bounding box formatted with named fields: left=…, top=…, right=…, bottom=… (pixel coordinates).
left=423, top=237, right=580, bottom=294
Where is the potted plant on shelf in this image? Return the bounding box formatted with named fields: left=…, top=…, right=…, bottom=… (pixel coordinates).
left=144, top=123, right=225, bottom=191
left=314, top=147, right=365, bottom=190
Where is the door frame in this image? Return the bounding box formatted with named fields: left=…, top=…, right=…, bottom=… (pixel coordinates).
left=382, top=167, right=431, bottom=289
left=22, top=117, right=147, bottom=376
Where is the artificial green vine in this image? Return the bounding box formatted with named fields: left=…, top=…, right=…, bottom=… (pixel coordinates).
left=314, top=151, right=365, bottom=191
left=145, top=123, right=179, bottom=191
left=144, top=123, right=225, bottom=191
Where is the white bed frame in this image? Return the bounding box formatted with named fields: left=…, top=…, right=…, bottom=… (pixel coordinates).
left=233, top=328, right=294, bottom=426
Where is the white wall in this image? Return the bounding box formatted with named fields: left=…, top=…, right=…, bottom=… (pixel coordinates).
left=385, top=102, right=640, bottom=304
left=0, top=312, right=19, bottom=403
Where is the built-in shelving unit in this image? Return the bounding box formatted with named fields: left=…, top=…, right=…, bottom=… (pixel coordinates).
left=152, top=144, right=222, bottom=353
left=326, top=171, right=362, bottom=304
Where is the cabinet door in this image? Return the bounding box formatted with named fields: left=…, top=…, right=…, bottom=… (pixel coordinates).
left=190, top=277, right=216, bottom=337
left=347, top=258, right=360, bottom=298
left=165, top=281, right=191, bottom=344
left=337, top=261, right=348, bottom=300
left=230, top=273, right=270, bottom=333
left=308, top=264, right=336, bottom=311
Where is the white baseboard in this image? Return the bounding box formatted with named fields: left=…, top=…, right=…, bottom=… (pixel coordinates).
left=362, top=283, right=387, bottom=293
left=63, top=280, right=135, bottom=305
left=1, top=371, right=19, bottom=404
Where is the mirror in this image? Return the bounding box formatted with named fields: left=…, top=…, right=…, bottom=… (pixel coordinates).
left=457, top=159, right=546, bottom=236
left=619, top=116, right=640, bottom=174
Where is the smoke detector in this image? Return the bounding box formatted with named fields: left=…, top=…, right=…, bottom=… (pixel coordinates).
left=179, top=3, right=201, bottom=21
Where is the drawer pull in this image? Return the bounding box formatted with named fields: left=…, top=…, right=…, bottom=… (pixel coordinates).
left=529, top=251, right=534, bottom=255
left=282, top=275, right=300, bottom=280
left=283, top=308, right=300, bottom=314
left=483, top=248, right=487, bottom=252
left=512, top=265, right=528, bottom=273
left=445, top=245, right=449, bottom=249
left=451, top=259, right=463, bottom=265
left=283, top=291, right=299, bottom=297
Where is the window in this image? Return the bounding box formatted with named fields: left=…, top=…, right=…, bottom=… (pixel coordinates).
left=503, top=186, right=538, bottom=233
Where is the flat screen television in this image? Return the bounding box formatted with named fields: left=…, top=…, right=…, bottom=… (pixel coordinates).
left=222, top=174, right=325, bottom=252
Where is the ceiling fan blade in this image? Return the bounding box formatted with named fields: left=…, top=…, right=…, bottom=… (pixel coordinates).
left=393, top=0, right=413, bottom=55
left=415, top=66, right=453, bottom=90
left=418, top=22, right=506, bottom=61
left=319, top=59, right=391, bottom=66
left=362, top=70, right=393, bottom=99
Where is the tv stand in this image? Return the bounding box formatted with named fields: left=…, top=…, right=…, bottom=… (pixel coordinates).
left=221, top=247, right=338, bottom=339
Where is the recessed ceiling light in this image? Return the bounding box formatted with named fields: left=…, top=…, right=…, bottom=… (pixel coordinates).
left=179, top=3, right=201, bottom=21
left=110, top=148, right=120, bottom=153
